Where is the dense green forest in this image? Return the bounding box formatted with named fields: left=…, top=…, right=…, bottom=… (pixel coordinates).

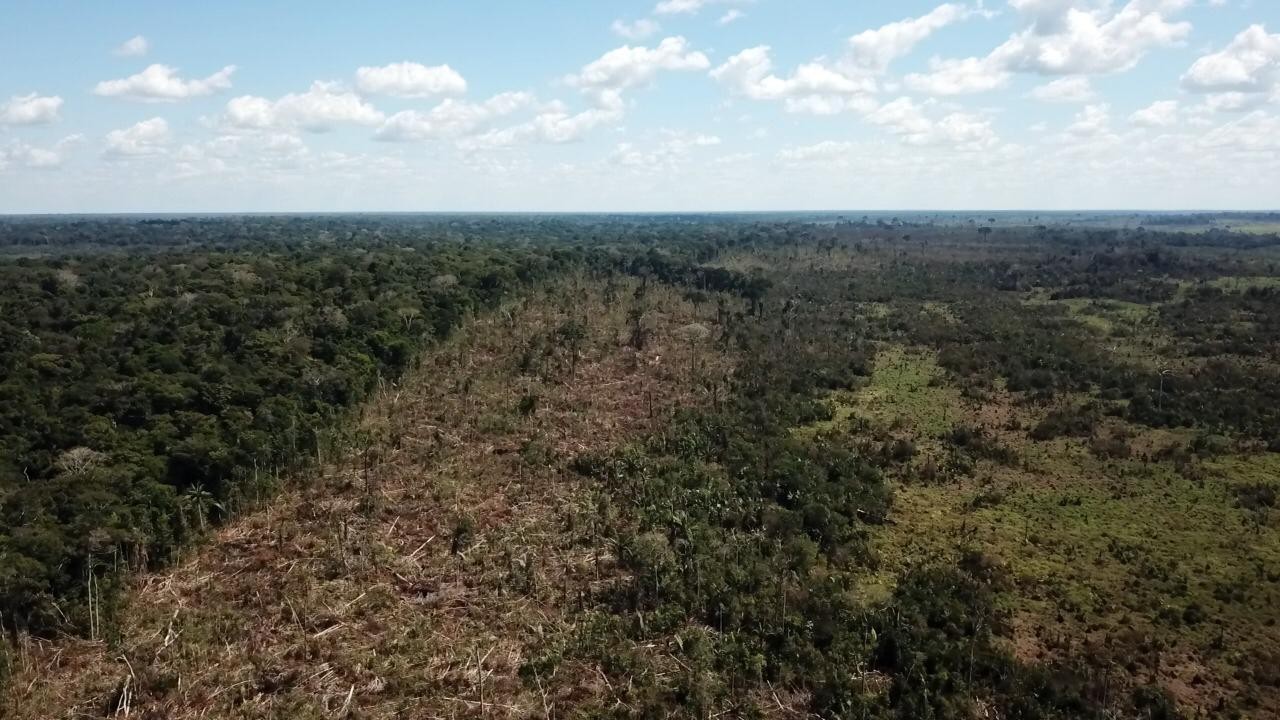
left=3, top=215, right=1280, bottom=718
left=0, top=239, right=563, bottom=632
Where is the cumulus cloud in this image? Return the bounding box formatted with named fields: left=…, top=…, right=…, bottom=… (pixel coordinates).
left=1129, top=100, right=1179, bottom=127
left=460, top=101, right=625, bottom=151
left=222, top=82, right=385, bottom=132
left=104, top=117, right=171, bottom=157
left=906, top=0, right=1191, bottom=95
left=847, top=3, right=974, bottom=74
left=95, top=64, right=236, bottom=101
left=0, top=135, right=82, bottom=170
left=611, top=19, right=661, bottom=40
left=1205, top=91, right=1267, bottom=113
left=866, top=97, right=998, bottom=149
left=866, top=97, right=934, bottom=136
left=375, top=92, right=534, bottom=141
left=446, top=37, right=708, bottom=152
left=1027, top=76, right=1095, bottom=102
left=221, top=96, right=276, bottom=130
left=709, top=4, right=999, bottom=118
left=1067, top=103, right=1111, bottom=136
left=1, top=94, right=63, bottom=125
left=165, top=132, right=316, bottom=180
left=114, top=35, right=149, bottom=57
left=927, top=113, right=1001, bottom=149
left=1181, top=24, right=1280, bottom=94
left=355, top=61, right=467, bottom=98
left=1000, top=1, right=1191, bottom=75
left=568, top=36, right=710, bottom=102
left=713, top=5, right=988, bottom=113
left=653, top=0, right=742, bottom=16
left=528, top=105, right=624, bottom=143
left=906, top=56, right=1010, bottom=95
left=1198, top=109, right=1280, bottom=152
left=712, top=46, right=877, bottom=114
left=609, top=130, right=722, bottom=172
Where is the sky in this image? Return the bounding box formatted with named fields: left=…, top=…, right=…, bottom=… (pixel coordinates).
left=1, top=0, right=1279, bottom=213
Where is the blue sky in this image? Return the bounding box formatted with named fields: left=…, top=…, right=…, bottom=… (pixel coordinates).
left=1, top=0, right=1278, bottom=212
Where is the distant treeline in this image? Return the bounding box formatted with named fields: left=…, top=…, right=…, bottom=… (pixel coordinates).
left=1140, top=212, right=1280, bottom=226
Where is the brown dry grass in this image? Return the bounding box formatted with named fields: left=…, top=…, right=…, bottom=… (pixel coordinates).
left=4, top=274, right=737, bottom=719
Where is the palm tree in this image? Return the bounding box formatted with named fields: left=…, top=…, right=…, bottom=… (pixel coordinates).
left=182, top=484, right=222, bottom=531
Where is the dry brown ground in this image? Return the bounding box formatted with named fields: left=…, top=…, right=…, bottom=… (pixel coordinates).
left=4, top=275, right=737, bottom=719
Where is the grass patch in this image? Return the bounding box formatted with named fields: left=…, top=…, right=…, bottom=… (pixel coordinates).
left=815, top=345, right=962, bottom=438
left=1205, top=275, right=1280, bottom=292
left=825, top=357, right=1280, bottom=714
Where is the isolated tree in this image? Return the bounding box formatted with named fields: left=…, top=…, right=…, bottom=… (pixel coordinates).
left=181, top=484, right=221, bottom=531
left=396, top=306, right=421, bottom=333
left=628, top=305, right=649, bottom=350
left=676, top=322, right=711, bottom=379
left=555, top=319, right=587, bottom=378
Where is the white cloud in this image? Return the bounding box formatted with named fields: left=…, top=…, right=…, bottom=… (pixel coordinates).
left=848, top=3, right=972, bottom=74
left=928, top=113, right=1000, bottom=148
left=273, top=83, right=385, bottom=131
left=105, top=117, right=171, bottom=157
left=905, top=56, right=1010, bottom=95
left=1196, top=91, right=1266, bottom=113
left=528, top=105, right=623, bottom=143
left=654, top=0, right=742, bottom=16
left=568, top=37, right=710, bottom=101
left=454, top=38, right=710, bottom=152
left=1181, top=24, right=1280, bottom=94
left=609, top=130, right=722, bottom=172
left=866, top=96, right=999, bottom=149
left=867, top=97, right=934, bottom=136
left=95, top=64, right=236, bottom=102
left=0, top=135, right=82, bottom=170
left=1027, top=76, right=1095, bottom=102
left=222, top=96, right=277, bottom=130
left=460, top=101, right=625, bottom=151
left=999, top=0, right=1192, bottom=75
left=222, top=82, right=385, bottom=132
left=1130, top=100, right=1179, bottom=126
left=114, top=35, right=149, bottom=57
left=906, top=0, right=1191, bottom=95
left=165, top=132, right=316, bottom=180
left=777, top=140, right=858, bottom=166
left=1198, top=109, right=1280, bottom=152
left=1, top=94, right=63, bottom=125
left=1067, top=103, right=1111, bottom=135
left=712, top=46, right=877, bottom=113
left=713, top=5, right=983, bottom=113
left=375, top=92, right=534, bottom=141
left=161, top=138, right=412, bottom=185
left=611, top=19, right=661, bottom=40
left=717, top=10, right=744, bottom=26
left=355, top=62, right=467, bottom=98
left=784, top=95, right=879, bottom=116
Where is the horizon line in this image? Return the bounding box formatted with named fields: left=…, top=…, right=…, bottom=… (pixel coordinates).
left=4, top=209, right=1280, bottom=218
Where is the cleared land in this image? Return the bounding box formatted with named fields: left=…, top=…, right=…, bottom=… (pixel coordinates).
left=4, top=276, right=733, bottom=719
